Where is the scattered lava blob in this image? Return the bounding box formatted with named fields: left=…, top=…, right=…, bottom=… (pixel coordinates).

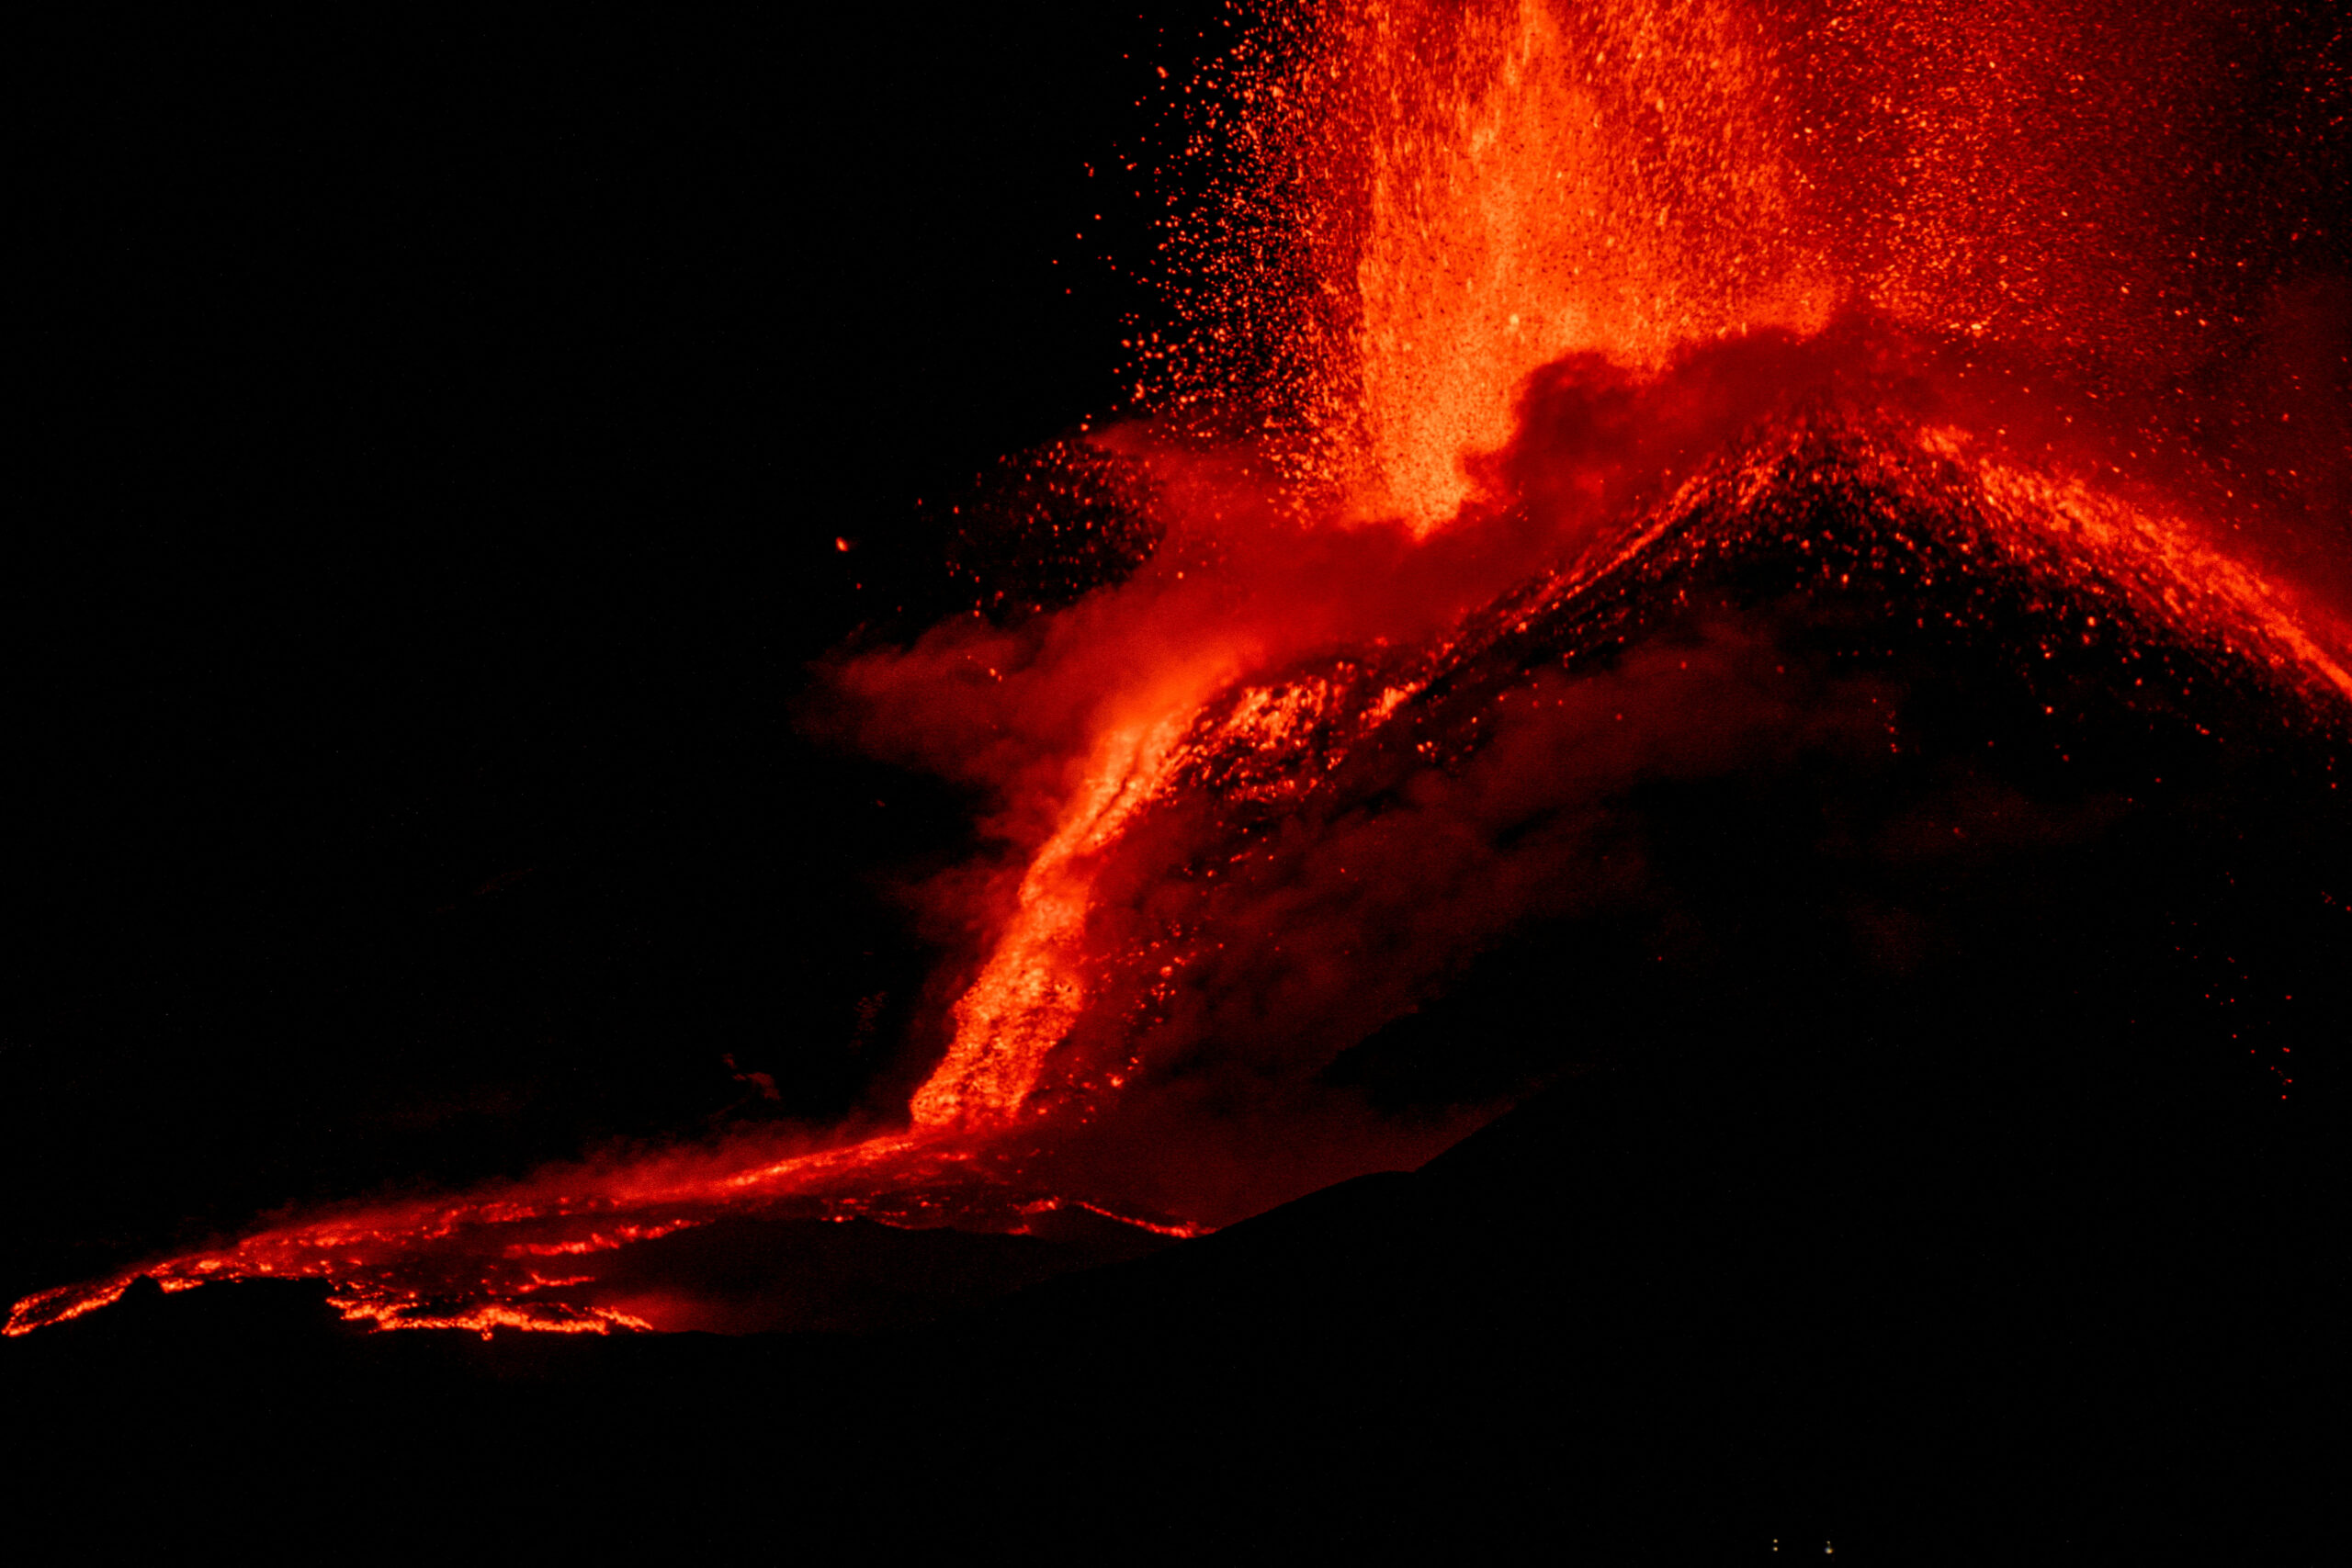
left=13, top=0, right=2346, bottom=1339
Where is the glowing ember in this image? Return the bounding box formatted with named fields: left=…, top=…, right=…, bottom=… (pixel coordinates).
left=14, top=0, right=2344, bottom=1340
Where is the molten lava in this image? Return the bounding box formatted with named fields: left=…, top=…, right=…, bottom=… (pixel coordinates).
left=14, top=0, right=2346, bottom=1340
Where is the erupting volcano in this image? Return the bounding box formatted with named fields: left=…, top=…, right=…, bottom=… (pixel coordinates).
left=10, top=10, right=2346, bottom=1540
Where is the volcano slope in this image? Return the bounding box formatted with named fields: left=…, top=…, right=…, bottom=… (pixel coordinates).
left=1016, top=410, right=2344, bottom=1152
left=6, top=419, right=2342, bottom=1557
left=945, top=412, right=2346, bottom=1550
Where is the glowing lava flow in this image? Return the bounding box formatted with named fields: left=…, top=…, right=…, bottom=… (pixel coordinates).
left=4, top=705, right=1233, bottom=1339
left=912, top=700, right=1217, bottom=1130
left=11, top=0, right=2346, bottom=1340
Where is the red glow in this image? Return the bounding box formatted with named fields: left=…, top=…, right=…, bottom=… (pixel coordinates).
left=14, top=0, right=2346, bottom=1341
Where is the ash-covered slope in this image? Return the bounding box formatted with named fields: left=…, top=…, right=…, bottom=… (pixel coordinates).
left=1175, top=412, right=2345, bottom=816
left=1033, top=414, right=2345, bottom=1147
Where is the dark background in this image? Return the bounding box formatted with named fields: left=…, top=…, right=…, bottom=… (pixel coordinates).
left=11, top=6, right=1230, bottom=1308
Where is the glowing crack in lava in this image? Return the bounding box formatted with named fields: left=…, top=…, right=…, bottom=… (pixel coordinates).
left=13, top=0, right=2347, bottom=1338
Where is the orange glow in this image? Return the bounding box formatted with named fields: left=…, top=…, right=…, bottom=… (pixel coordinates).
left=913, top=690, right=1225, bottom=1130
left=1344, top=1, right=1827, bottom=525
left=1921, top=432, right=2352, bottom=705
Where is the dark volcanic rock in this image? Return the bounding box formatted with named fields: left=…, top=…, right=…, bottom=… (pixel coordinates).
left=1057, top=416, right=2346, bottom=1126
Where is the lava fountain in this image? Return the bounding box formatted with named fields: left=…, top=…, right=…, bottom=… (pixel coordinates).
left=13, top=0, right=2346, bottom=1338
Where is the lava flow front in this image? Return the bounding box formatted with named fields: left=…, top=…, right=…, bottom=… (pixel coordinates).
left=14, top=0, right=2346, bottom=1340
